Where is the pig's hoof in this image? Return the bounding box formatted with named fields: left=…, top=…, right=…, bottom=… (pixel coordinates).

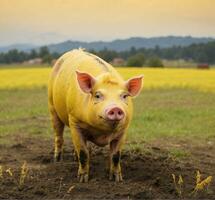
left=54, top=152, right=62, bottom=162
left=78, top=173, right=89, bottom=183
left=109, top=172, right=123, bottom=182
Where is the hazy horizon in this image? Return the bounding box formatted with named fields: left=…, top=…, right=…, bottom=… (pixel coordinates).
left=1, top=35, right=215, bottom=48
left=1, top=0, right=215, bottom=46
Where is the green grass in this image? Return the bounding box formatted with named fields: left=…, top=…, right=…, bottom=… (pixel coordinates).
left=0, top=88, right=51, bottom=140
left=131, top=88, right=215, bottom=141
left=168, top=148, right=190, bottom=159
left=0, top=87, right=215, bottom=144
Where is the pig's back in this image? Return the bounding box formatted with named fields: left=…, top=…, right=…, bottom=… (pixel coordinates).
left=48, top=49, right=120, bottom=125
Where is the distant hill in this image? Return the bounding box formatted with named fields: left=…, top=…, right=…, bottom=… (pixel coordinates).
left=46, top=36, right=214, bottom=53
left=0, top=36, right=214, bottom=53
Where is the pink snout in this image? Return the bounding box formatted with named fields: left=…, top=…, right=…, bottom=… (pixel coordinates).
left=106, top=107, right=124, bottom=121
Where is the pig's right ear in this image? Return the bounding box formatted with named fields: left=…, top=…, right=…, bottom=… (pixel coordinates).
left=76, top=71, right=96, bottom=93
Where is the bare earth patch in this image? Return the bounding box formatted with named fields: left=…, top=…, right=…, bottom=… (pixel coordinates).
left=0, top=134, right=214, bottom=199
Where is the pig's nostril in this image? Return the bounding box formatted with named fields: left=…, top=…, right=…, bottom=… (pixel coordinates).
left=118, top=110, right=122, bottom=115
left=110, top=111, right=114, bottom=115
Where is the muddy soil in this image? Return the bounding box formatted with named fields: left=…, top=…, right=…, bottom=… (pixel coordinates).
left=0, top=135, right=214, bottom=199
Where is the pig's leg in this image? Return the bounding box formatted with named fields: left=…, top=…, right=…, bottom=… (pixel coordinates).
left=70, top=125, right=89, bottom=183
left=50, top=107, right=65, bottom=162
left=109, top=134, right=126, bottom=182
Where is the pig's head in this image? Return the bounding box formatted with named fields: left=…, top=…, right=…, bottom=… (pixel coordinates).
left=76, top=71, right=143, bottom=131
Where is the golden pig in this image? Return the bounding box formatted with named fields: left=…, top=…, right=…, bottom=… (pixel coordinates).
left=48, top=49, right=143, bottom=182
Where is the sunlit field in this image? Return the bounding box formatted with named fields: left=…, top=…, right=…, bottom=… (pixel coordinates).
left=0, top=66, right=215, bottom=92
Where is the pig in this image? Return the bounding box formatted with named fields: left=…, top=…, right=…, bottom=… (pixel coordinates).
left=48, top=49, right=143, bottom=182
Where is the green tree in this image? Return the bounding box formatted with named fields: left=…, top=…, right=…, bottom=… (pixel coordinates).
left=39, top=46, right=53, bottom=63
left=52, top=52, right=60, bottom=59
left=96, top=48, right=118, bottom=62
left=147, top=56, right=164, bottom=67
left=126, top=53, right=145, bottom=67
left=29, top=49, right=38, bottom=59
left=39, top=46, right=49, bottom=57
left=42, top=54, right=53, bottom=64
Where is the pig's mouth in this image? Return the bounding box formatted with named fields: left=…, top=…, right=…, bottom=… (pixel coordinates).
left=99, top=115, right=121, bottom=128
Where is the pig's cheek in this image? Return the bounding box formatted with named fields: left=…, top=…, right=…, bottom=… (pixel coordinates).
left=90, top=105, right=104, bottom=121
left=122, top=98, right=129, bottom=105
left=123, top=109, right=131, bottom=122
left=95, top=103, right=106, bottom=117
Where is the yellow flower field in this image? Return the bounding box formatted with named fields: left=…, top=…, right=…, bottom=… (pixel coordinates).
left=0, top=66, right=215, bottom=92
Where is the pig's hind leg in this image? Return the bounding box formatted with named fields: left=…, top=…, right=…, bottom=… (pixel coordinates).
left=50, top=107, right=65, bottom=162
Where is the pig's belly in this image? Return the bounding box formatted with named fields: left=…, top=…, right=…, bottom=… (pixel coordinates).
left=82, top=129, right=113, bottom=147
left=89, top=134, right=111, bottom=147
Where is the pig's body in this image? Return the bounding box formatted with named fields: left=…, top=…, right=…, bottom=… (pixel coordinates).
left=48, top=49, right=143, bottom=182
left=49, top=49, right=129, bottom=146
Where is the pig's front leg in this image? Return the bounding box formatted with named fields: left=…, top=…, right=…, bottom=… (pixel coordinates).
left=69, top=122, right=89, bottom=183
left=109, top=134, right=126, bottom=182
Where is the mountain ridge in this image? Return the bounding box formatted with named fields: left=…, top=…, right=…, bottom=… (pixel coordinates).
left=0, top=36, right=214, bottom=53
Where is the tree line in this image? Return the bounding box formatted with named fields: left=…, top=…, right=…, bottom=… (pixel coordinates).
left=91, top=41, right=215, bottom=65
left=0, top=41, right=215, bottom=66
left=0, top=46, right=59, bottom=64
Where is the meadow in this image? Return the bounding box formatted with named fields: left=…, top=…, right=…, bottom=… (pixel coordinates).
left=0, top=65, right=215, bottom=199
left=0, top=66, right=215, bottom=140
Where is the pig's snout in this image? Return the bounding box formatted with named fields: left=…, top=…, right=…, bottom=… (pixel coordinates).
left=106, top=107, right=124, bottom=121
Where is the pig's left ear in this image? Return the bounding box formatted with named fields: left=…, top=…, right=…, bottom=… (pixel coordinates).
left=125, top=75, right=144, bottom=97
left=76, top=71, right=96, bottom=93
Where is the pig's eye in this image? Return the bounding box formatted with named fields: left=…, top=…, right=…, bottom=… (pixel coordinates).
left=94, top=92, right=103, bottom=100
left=121, top=93, right=129, bottom=101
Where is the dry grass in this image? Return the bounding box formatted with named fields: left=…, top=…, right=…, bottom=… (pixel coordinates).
left=172, top=171, right=213, bottom=198
left=193, top=171, right=212, bottom=195
left=19, top=161, right=29, bottom=189
left=172, top=174, right=184, bottom=197
left=3, top=162, right=29, bottom=190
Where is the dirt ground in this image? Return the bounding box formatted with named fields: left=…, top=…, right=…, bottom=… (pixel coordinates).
left=0, top=134, right=214, bottom=199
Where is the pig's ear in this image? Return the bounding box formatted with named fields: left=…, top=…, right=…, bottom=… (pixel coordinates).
left=125, top=75, right=144, bottom=97
left=76, top=71, right=96, bottom=93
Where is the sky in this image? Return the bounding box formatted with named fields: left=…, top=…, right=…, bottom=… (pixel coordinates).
left=0, top=0, right=215, bottom=46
